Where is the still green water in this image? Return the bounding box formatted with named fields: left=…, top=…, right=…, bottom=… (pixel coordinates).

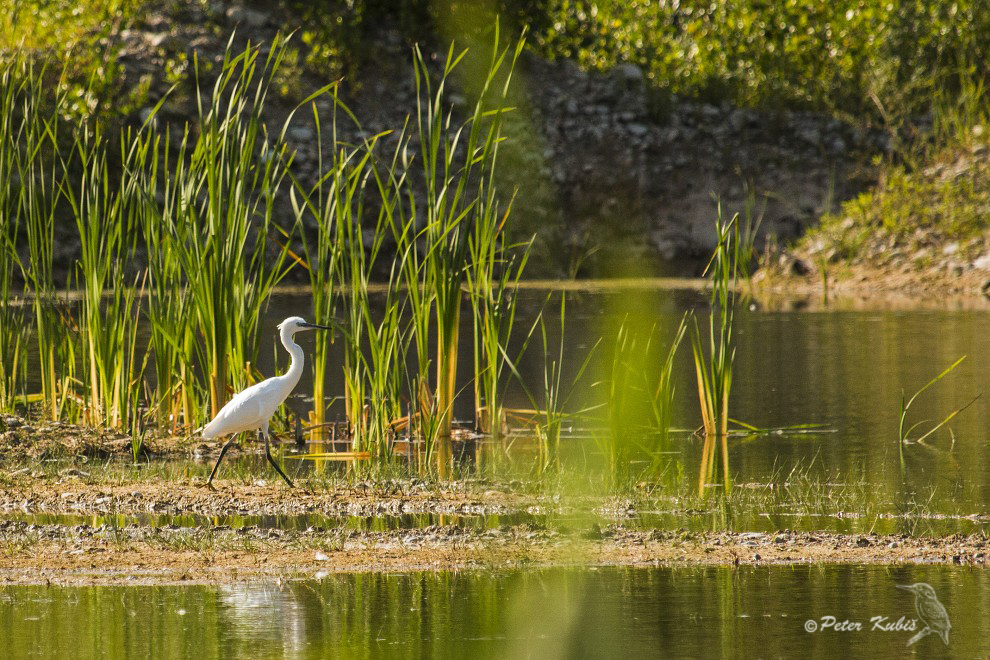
left=1, top=565, right=983, bottom=658
left=267, top=288, right=990, bottom=518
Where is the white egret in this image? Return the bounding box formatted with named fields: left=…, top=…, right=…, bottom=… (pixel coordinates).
left=201, top=316, right=332, bottom=488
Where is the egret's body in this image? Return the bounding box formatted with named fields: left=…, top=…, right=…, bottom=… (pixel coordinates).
left=202, top=316, right=330, bottom=488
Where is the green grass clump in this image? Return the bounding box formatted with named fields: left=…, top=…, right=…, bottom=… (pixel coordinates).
left=692, top=207, right=738, bottom=497
left=817, top=153, right=990, bottom=246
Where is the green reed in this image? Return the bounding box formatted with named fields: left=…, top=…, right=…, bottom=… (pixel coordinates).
left=289, top=91, right=346, bottom=443
left=152, top=36, right=295, bottom=426
left=320, top=119, right=399, bottom=454
left=503, top=296, right=595, bottom=475
left=898, top=355, right=978, bottom=469
left=0, top=30, right=539, bottom=480
left=644, top=317, right=687, bottom=468
left=142, top=128, right=193, bottom=433
left=0, top=54, right=32, bottom=411
left=0, top=221, right=27, bottom=411
left=62, top=126, right=155, bottom=431
left=691, top=206, right=739, bottom=496
left=3, top=54, right=77, bottom=420
left=410, top=29, right=523, bottom=474
left=468, top=235, right=528, bottom=439
left=386, top=129, right=443, bottom=471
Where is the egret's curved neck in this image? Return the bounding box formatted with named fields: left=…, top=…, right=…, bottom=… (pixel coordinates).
left=280, top=327, right=305, bottom=389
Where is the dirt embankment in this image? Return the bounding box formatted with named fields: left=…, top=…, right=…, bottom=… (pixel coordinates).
left=1, top=517, right=985, bottom=586
left=0, top=470, right=985, bottom=585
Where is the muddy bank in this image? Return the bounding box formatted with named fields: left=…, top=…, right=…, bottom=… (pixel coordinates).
left=1, top=475, right=542, bottom=519
left=0, top=522, right=984, bottom=586
left=0, top=467, right=986, bottom=586
left=755, top=256, right=990, bottom=306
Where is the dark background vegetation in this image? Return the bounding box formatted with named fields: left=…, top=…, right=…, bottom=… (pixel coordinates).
left=5, top=0, right=990, bottom=277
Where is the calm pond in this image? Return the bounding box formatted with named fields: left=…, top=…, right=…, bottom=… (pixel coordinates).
left=0, top=564, right=981, bottom=658
left=267, top=287, right=990, bottom=525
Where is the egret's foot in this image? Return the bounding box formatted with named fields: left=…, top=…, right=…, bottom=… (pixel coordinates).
left=273, top=470, right=295, bottom=489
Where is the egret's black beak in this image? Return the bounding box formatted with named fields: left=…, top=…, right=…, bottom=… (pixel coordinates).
left=300, top=322, right=333, bottom=331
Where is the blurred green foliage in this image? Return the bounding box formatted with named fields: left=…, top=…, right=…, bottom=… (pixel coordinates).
left=285, top=0, right=990, bottom=120
left=531, top=0, right=990, bottom=117
left=7, top=0, right=990, bottom=126
left=0, top=0, right=143, bottom=124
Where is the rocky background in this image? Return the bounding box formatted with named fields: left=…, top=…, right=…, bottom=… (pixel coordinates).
left=68, top=1, right=890, bottom=278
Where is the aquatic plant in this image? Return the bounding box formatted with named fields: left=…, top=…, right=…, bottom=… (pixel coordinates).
left=2, top=54, right=78, bottom=421
left=898, top=356, right=978, bottom=451
left=410, top=30, right=524, bottom=474
left=150, top=36, right=296, bottom=426
left=63, top=126, right=154, bottom=431
left=597, top=313, right=687, bottom=486
left=691, top=207, right=739, bottom=496
left=0, top=54, right=34, bottom=412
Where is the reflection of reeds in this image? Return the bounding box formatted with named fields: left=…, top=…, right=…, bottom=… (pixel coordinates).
left=692, top=206, right=738, bottom=496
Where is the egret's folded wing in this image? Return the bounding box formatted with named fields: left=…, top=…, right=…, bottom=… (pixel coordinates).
left=200, top=386, right=266, bottom=438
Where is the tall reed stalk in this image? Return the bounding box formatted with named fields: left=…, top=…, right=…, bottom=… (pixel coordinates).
left=151, top=36, right=295, bottom=427
left=289, top=91, right=346, bottom=444
left=143, top=129, right=193, bottom=433
left=411, top=29, right=524, bottom=474
left=691, top=207, right=739, bottom=496
left=601, top=315, right=686, bottom=485
left=0, top=54, right=33, bottom=411
left=63, top=126, right=154, bottom=431
left=5, top=55, right=76, bottom=420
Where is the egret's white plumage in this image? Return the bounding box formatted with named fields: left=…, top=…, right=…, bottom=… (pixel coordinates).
left=202, top=316, right=331, bottom=488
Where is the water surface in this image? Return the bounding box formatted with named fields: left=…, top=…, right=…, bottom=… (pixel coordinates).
left=1, top=565, right=983, bottom=658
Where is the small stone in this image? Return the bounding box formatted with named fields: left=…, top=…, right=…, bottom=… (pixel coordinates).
left=616, top=63, right=643, bottom=84
left=146, top=33, right=177, bottom=50
left=226, top=5, right=268, bottom=28
left=289, top=126, right=315, bottom=142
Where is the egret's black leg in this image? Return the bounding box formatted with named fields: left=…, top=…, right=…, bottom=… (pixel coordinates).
left=207, top=436, right=239, bottom=488
left=264, top=429, right=295, bottom=488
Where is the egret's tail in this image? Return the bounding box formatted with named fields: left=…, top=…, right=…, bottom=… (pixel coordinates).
left=196, top=420, right=219, bottom=439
